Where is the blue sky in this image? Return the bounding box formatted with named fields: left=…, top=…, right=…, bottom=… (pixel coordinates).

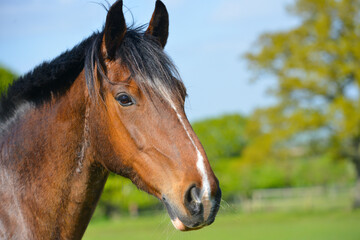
left=0, top=0, right=299, bottom=121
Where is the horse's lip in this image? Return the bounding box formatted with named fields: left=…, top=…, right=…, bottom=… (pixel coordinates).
left=170, top=218, right=206, bottom=231
left=171, top=218, right=188, bottom=231
left=162, top=196, right=207, bottom=231
left=162, top=197, right=177, bottom=221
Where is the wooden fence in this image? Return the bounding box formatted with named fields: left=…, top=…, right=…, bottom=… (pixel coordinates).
left=238, top=185, right=354, bottom=212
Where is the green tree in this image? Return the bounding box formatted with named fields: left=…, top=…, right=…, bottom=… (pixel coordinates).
left=99, top=174, right=159, bottom=218
left=0, top=66, right=16, bottom=95
left=192, top=114, right=247, bottom=161
left=244, top=0, right=360, bottom=207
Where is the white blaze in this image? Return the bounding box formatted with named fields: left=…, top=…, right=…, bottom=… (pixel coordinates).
left=169, top=102, right=211, bottom=198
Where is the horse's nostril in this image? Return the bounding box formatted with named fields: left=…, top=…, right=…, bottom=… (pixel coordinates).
left=190, top=186, right=201, bottom=203
left=184, top=185, right=202, bottom=216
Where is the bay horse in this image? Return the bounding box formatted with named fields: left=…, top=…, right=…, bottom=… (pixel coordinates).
left=0, top=0, right=221, bottom=239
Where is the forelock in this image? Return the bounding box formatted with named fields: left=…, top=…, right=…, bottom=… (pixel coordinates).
left=118, top=27, right=186, bottom=104
left=85, top=26, right=186, bottom=105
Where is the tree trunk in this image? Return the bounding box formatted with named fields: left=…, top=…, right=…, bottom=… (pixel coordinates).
left=129, top=203, right=139, bottom=218
left=352, top=157, right=360, bottom=209
left=354, top=178, right=360, bottom=209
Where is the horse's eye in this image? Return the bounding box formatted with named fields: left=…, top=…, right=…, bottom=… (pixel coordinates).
left=116, top=93, right=134, bottom=106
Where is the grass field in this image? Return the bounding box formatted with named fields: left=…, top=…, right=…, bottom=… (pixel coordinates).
left=83, top=209, right=360, bottom=240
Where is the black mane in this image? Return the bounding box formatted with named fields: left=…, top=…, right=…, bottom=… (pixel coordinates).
left=0, top=27, right=185, bottom=123
left=0, top=33, right=98, bottom=122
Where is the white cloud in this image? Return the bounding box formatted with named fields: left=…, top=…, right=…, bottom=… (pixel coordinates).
left=212, top=0, right=293, bottom=22
left=162, top=0, right=187, bottom=9
left=212, top=0, right=243, bottom=22
left=57, top=0, right=76, bottom=5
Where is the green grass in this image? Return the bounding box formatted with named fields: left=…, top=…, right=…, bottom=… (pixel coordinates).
left=83, top=209, right=360, bottom=240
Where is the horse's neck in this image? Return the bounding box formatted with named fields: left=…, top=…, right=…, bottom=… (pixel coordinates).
left=0, top=71, right=109, bottom=239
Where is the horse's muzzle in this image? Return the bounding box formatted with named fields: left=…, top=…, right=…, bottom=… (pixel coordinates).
left=162, top=185, right=221, bottom=231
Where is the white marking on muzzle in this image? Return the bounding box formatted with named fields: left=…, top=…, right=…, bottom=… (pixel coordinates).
left=171, top=218, right=187, bottom=231
left=167, top=101, right=211, bottom=199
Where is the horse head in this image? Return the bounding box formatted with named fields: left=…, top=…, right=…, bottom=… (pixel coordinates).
left=84, top=0, right=221, bottom=231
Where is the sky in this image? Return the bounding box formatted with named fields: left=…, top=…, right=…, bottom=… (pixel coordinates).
left=0, top=0, right=299, bottom=121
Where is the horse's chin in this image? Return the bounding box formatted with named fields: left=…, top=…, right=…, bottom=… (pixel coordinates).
left=171, top=218, right=188, bottom=231
left=170, top=218, right=204, bottom=231
left=162, top=198, right=210, bottom=231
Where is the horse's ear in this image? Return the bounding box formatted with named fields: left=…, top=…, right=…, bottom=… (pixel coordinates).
left=103, top=0, right=126, bottom=60
left=145, top=0, right=169, bottom=48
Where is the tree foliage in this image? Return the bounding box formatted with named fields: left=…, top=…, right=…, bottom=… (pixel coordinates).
left=244, top=0, right=360, bottom=206
left=192, top=114, right=247, bottom=161
left=98, top=174, right=159, bottom=218
left=0, top=66, right=16, bottom=95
